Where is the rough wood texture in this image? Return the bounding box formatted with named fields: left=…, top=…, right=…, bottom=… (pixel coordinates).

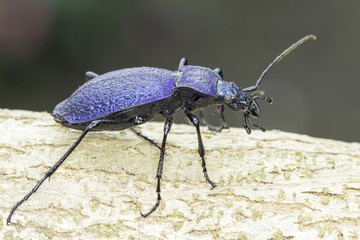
left=1, top=108, right=360, bottom=239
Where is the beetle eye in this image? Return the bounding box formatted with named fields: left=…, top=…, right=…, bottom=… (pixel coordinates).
left=224, top=95, right=233, bottom=104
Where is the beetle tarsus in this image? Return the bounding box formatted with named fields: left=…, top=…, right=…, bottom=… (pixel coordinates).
left=178, top=58, right=188, bottom=70
left=141, top=192, right=161, bottom=218
left=141, top=114, right=173, bottom=217
left=214, top=67, right=223, bottom=78
left=204, top=172, right=217, bottom=189
left=85, top=71, right=99, bottom=81
left=185, top=109, right=217, bottom=189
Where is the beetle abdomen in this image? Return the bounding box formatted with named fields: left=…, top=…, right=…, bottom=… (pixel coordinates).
left=54, top=67, right=179, bottom=123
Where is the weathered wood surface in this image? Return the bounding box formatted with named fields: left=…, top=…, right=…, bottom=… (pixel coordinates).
left=0, top=108, right=360, bottom=239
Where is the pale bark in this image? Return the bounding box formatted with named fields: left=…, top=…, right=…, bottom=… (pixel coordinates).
left=1, top=109, right=360, bottom=239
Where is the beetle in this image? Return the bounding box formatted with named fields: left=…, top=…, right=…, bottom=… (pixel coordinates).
left=7, top=35, right=316, bottom=223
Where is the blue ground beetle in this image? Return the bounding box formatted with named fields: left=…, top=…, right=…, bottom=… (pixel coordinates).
left=8, top=35, right=316, bottom=223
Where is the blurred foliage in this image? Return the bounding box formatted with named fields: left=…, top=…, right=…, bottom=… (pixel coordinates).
left=0, top=0, right=359, bottom=142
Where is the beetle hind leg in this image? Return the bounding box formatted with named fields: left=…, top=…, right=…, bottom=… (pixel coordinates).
left=131, top=127, right=161, bottom=150
left=7, top=119, right=103, bottom=224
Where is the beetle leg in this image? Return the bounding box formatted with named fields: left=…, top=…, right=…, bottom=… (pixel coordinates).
left=85, top=71, right=99, bottom=81
left=7, top=119, right=103, bottom=225
left=141, top=114, right=174, bottom=217
left=130, top=127, right=161, bottom=150
left=199, top=105, right=229, bottom=132
left=178, top=58, right=188, bottom=70
left=214, top=67, right=223, bottom=78
left=185, top=110, right=217, bottom=189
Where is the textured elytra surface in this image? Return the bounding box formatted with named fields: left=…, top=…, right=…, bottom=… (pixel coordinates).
left=54, top=67, right=179, bottom=123
left=1, top=109, right=360, bottom=239
left=177, top=66, right=220, bottom=97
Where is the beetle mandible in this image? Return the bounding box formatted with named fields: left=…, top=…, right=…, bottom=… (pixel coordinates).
left=7, top=34, right=316, bottom=223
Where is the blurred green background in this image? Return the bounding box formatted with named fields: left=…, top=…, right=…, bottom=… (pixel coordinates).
left=0, top=0, right=359, bottom=142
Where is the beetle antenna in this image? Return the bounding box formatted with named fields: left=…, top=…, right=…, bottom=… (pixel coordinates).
left=243, top=34, right=316, bottom=92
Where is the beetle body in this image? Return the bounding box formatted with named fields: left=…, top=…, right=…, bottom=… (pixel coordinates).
left=53, top=67, right=181, bottom=131
left=8, top=35, right=316, bottom=223
left=53, top=65, right=228, bottom=131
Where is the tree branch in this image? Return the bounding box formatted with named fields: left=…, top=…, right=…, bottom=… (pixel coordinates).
left=1, top=109, right=360, bottom=239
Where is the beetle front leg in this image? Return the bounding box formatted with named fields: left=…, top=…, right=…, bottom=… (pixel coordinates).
left=141, top=113, right=174, bottom=217
left=199, top=105, right=229, bottom=132
left=185, top=110, right=216, bottom=189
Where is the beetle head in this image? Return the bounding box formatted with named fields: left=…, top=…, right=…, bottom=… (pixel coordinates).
left=217, top=80, right=272, bottom=133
